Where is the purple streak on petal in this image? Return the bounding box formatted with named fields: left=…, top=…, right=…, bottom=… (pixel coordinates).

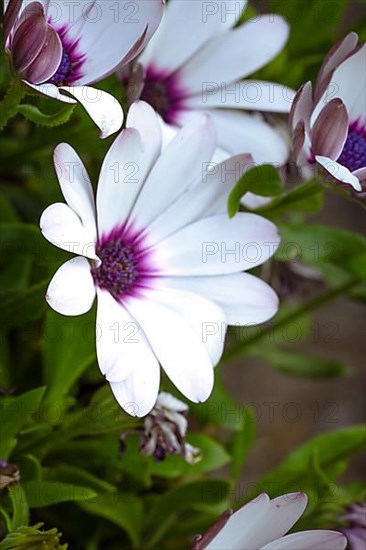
left=139, top=65, right=189, bottom=125
left=312, top=98, right=349, bottom=159
left=3, top=0, right=23, bottom=43
left=48, top=24, right=86, bottom=86
left=24, top=25, right=62, bottom=84
left=192, top=510, right=233, bottom=550
left=11, top=10, right=48, bottom=73
left=289, top=81, right=313, bottom=133
left=92, top=223, right=161, bottom=303
left=315, top=32, right=359, bottom=103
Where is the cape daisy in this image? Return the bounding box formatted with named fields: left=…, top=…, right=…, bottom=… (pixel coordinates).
left=121, top=0, right=294, bottom=167
left=4, top=0, right=164, bottom=137
left=291, top=33, right=366, bottom=194
left=40, top=101, right=280, bottom=417
left=194, top=492, right=347, bottom=550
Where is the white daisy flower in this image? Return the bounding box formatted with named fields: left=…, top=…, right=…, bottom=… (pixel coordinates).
left=4, top=0, right=164, bottom=137
left=290, top=33, right=366, bottom=194
left=121, top=0, right=294, bottom=168
left=40, top=101, right=280, bottom=417
left=193, top=492, right=347, bottom=550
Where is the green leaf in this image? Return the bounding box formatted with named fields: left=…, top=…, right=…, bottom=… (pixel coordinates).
left=249, top=346, right=348, bottom=378
left=78, top=493, right=143, bottom=548
left=23, top=481, right=96, bottom=508
left=256, top=179, right=323, bottom=216
left=8, top=484, right=29, bottom=530
left=17, top=104, right=76, bottom=127
left=0, top=387, right=46, bottom=460
left=149, top=434, right=231, bottom=478
left=228, top=164, right=283, bottom=217
left=41, top=308, right=96, bottom=405
left=0, top=223, right=67, bottom=269
left=229, top=406, right=256, bottom=481
left=276, top=223, right=366, bottom=280
left=0, top=193, right=18, bottom=222
left=17, top=455, right=42, bottom=483
left=247, top=425, right=366, bottom=501
left=145, top=480, right=230, bottom=547
left=45, top=464, right=116, bottom=495
left=0, top=279, right=48, bottom=329
left=191, top=373, right=242, bottom=430
left=0, top=523, right=68, bottom=550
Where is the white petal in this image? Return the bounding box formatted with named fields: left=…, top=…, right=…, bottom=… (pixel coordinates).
left=316, top=156, right=362, bottom=191
left=126, top=100, right=162, bottom=181
left=60, top=86, right=123, bottom=138
left=261, top=530, right=347, bottom=550
left=180, top=16, right=289, bottom=93
left=145, top=154, right=253, bottom=246
left=110, top=353, right=160, bottom=418
left=126, top=294, right=214, bottom=403
left=241, top=493, right=308, bottom=548
left=156, top=392, right=188, bottom=412
left=153, top=213, right=280, bottom=276
left=147, top=286, right=226, bottom=366
left=207, top=493, right=271, bottom=550
left=130, top=114, right=217, bottom=229
left=96, top=127, right=143, bottom=236
left=40, top=202, right=97, bottom=259
left=140, top=0, right=247, bottom=74
left=96, top=289, right=157, bottom=384
left=161, top=272, right=279, bottom=326
left=207, top=109, right=290, bottom=166
left=186, top=80, right=295, bottom=113
left=315, top=42, right=366, bottom=125
left=25, top=81, right=76, bottom=103
left=53, top=143, right=96, bottom=241
left=51, top=0, right=163, bottom=84
left=46, top=257, right=96, bottom=316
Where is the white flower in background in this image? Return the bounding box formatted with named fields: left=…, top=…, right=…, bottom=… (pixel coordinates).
left=290, top=33, right=366, bottom=194
left=3, top=0, right=164, bottom=137
left=193, top=492, right=347, bottom=550
left=40, top=101, right=280, bottom=417
left=121, top=0, right=294, bottom=169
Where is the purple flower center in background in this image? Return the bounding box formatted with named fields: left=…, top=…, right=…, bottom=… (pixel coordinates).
left=48, top=25, right=86, bottom=86
left=91, top=226, right=157, bottom=301
left=140, top=66, right=188, bottom=124
left=338, top=124, right=366, bottom=173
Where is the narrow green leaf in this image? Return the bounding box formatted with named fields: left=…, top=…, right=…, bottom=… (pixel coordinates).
left=79, top=493, right=143, bottom=548
left=246, top=425, right=366, bottom=501
left=145, top=480, right=230, bottom=546
left=41, top=308, right=96, bottom=405
left=23, top=481, right=96, bottom=508
left=229, top=406, right=256, bottom=481
left=8, top=484, right=29, bottom=530
left=0, top=279, right=48, bottom=329
left=256, top=179, right=323, bottom=215
left=228, top=164, right=283, bottom=217
left=18, top=104, right=75, bottom=127
left=0, top=387, right=46, bottom=460
left=149, top=434, right=231, bottom=478
left=249, top=346, right=348, bottom=378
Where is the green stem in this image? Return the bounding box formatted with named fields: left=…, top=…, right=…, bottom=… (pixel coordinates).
left=224, top=278, right=358, bottom=362
left=0, top=79, right=25, bottom=130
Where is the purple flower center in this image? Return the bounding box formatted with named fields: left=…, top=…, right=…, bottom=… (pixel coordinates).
left=91, top=226, right=157, bottom=301
left=139, top=66, right=188, bottom=124
left=48, top=25, right=86, bottom=86
left=50, top=50, right=73, bottom=86
left=338, top=124, right=366, bottom=173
